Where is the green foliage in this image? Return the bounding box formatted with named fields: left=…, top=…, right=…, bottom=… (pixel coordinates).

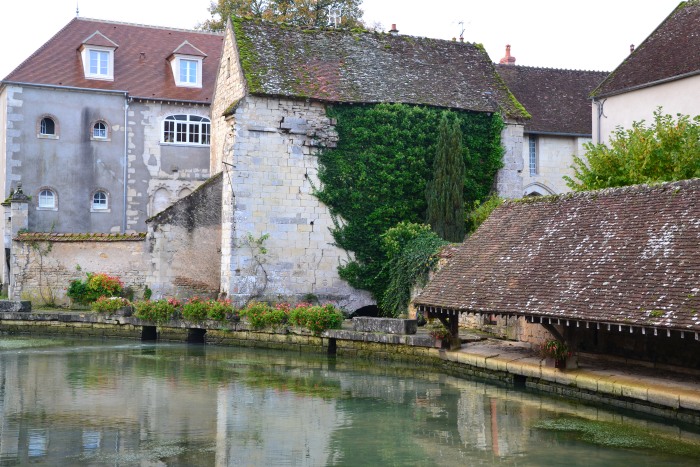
left=426, top=321, right=450, bottom=339
left=426, top=113, right=466, bottom=242
left=134, top=299, right=182, bottom=323
left=91, top=297, right=131, bottom=313
left=67, top=273, right=124, bottom=305
left=465, top=194, right=504, bottom=234
left=379, top=224, right=448, bottom=317
left=315, top=103, right=503, bottom=304
left=288, top=303, right=344, bottom=334
left=143, top=286, right=153, bottom=301
left=200, top=0, right=364, bottom=31
left=566, top=109, right=700, bottom=191
left=539, top=339, right=570, bottom=360
left=181, top=297, right=234, bottom=322
left=239, top=302, right=288, bottom=329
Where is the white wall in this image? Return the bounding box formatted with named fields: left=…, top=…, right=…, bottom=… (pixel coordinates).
left=593, top=74, right=700, bottom=143
left=521, top=134, right=589, bottom=195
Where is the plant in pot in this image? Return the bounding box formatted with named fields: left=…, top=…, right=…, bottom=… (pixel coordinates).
left=427, top=321, right=450, bottom=348
left=539, top=339, right=571, bottom=369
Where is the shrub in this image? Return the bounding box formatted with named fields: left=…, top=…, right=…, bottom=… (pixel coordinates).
left=181, top=297, right=233, bottom=322
left=67, top=272, right=124, bottom=304
left=240, top=302, right=287, bottom=329
left=426, top=321, right=450, bottom=339
left=289, top=303, right=344, bottom=335
left=91, top=296, right=131, bottom=313
left=134, top=299, right=180, bottom=323
left=539, top=339, right=571, bottom=360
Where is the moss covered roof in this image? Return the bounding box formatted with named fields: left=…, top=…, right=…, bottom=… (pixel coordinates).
left=415, top=179, right=700, bottom=332
left=232, top=18, right=529, bottom=119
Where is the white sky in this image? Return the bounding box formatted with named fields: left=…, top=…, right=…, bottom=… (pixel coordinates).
left=0, top=0, right=684, bottom=79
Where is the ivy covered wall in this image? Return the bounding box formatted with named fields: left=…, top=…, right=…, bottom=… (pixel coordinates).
left=314, top=103, right=504, bottom=304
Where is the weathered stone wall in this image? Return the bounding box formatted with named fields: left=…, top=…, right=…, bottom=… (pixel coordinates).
left=146, top=173, right=223, bottom=299
left=220, top=95, right=373, bottom=310
left=521, top=134, right=589, bottom=196
left=9, top=239, right=148, bottom=305
left=496, top=120, right=525, bottom=198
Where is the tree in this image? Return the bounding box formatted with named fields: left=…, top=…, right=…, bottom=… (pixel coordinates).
left=426, top=113, right=467, bottom=242
left=199, top=0, right=364, bottom=31
left=565, top=109, right=700, bottom=191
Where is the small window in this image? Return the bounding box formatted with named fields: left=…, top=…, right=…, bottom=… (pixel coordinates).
left=90, top=50, right=109, bottom=76
left=162, top=114, right=211, bottom=146
left=180, top=59, right=198, bottom=84
left=92, top=121, right=107, bottom=139
left=172, top=56, right=203, bottom=88
left=92, top=191, right=108, bottom=210
left=40, top=117, right=55, bottom=136
left=529, top=135, right=538, bottom=175
left=38, top=189, right=56, bottom=209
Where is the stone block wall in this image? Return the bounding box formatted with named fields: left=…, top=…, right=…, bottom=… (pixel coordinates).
left=496, top=120, right=525, bottom=199
left=146, top=173, right=223, bottom=299
left=220, top=95, right=373, bottom=311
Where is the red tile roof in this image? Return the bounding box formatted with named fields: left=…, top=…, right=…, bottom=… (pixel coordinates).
left=3, top=18, right=223, bottom=103
left=415, top=179, right=700, bottom=332
left=593, top=1, right=700, bottom=97
left=497, top=65, right=608, bottom=136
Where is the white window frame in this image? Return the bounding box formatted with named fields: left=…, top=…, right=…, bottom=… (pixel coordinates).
left=162, top=114, right=211, bottom=146
left=91, top=190, right=109, bottom=211
left=92, top=121, right=108, bottom=140
left=81, top=46, right=114, bottom=80
left=171, top=55, right=203, bottom=88
left=529, top=135, right=538, bottom=176
left=37, top=189, right=57, bottom=210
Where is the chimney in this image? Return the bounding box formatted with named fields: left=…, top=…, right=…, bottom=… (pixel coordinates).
left=389, top=24, right=399, bottom=35
left=499, top=44, right=516, bottom=65
left=630, top=44, right=635, bottom=54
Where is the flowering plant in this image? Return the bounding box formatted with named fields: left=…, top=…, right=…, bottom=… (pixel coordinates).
left=427, top=321, right=450, bottom=340
left=539, top=339, right=571, bottom=360
left=91, top=296, right=131, bottom=313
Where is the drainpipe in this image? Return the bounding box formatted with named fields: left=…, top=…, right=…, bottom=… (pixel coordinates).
left=123, top=95, right=130, bottom=233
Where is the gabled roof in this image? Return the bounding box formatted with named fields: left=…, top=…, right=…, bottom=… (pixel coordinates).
left=171, top=40, right=207, bottom=57
left=415, top=179, right=700, bottom=332
left=231, top=18, right=529, bottom=119
left=81, top=30, right=119, bottom=48
left=3, top=17, right=223, bottom=103
left=496, top=65, right=608, bottom=136
left=593, top=1, right=700, bottom=98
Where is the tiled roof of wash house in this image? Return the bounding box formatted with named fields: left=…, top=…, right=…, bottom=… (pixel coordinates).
left=496, top=65, right=608, bottom=135
left=592, top=1, right=700, bottom=97
left=414, top=179, right=700, bottom=332
left=231, top=18, right=529, bottom=119
left=3, top=17, right=223, bottom=103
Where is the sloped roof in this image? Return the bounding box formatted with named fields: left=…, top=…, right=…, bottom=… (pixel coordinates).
left=593, top=0, right=700, bottom=97
left=3, top=17, right=223, bottom=103
left=232, top=18, right=529, bottom=119
left=415, top=179, right=700, bottom=332
left=497, top=65, right=608, bottom=135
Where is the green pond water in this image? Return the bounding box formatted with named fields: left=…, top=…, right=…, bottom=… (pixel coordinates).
left=1, top=336, right=700, bottom=466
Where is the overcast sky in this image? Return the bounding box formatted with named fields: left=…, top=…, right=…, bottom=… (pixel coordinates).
left=0, top=0, right=683, bottom=78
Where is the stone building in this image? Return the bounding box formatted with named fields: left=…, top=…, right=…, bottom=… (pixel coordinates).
left=592, top=0, right=700, bottom=142
left=414, top=179, right=700, bottom=368
left=495, top=46, right=608, bottom=195
left=0, top=18, right=223, bottom=289
left=210, top=18, right=530, bottom=309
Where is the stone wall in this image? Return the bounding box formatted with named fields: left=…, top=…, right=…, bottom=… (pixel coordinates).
left=9, top=238, right=148, bottom=305
left=220, top=94, right=373, bottom=311
left=146, top=173, right=223, bottom=299
left=495, top=120, right=525, bottom=198
left=521, top=134, right=589, bottom=196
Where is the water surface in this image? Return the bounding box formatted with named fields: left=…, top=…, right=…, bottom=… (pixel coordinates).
left=1, top=336, right=699, bottom=466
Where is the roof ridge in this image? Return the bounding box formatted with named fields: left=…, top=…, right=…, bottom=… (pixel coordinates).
left=496, top=63, right=609, bottom=74
left=76, top=17, right=223, bottom=36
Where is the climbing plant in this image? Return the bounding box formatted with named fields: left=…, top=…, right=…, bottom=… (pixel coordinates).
left=314, top=103, right=503, bottom=306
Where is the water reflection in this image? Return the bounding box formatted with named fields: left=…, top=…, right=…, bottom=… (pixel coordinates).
left=0, top=337, right=699, bottom=466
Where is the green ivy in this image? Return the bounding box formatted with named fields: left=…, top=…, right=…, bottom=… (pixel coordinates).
left=314, top=103, right=504, bottom=304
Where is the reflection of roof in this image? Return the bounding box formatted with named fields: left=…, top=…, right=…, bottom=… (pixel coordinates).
left=231, top=18, right=529, bottom=119
left=415, top=179, right=700, bottom=332
left=3, top=18, right=223, bottom=103
left=496, top=65, right=608, bottom=135
left=593, top=1, right=700, bottom=97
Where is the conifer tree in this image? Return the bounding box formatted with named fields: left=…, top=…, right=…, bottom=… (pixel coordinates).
left=426, top=113, right=466, bottom=242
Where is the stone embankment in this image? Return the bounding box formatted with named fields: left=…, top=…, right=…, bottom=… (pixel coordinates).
left=2, top=311, right=699, bottom=426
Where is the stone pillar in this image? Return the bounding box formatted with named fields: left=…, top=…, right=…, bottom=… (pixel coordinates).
left=496, top=120, right=525, bottom=198
left=8, top=184, right=30, bottom=300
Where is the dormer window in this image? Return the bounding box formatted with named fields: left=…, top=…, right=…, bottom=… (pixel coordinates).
left=168, top=41, right=206, bottom=88
left=79, top=31, right=118, bottom=81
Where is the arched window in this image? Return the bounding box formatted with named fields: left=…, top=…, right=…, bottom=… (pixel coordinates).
left=40, top=117, right=56, bottom=136
left=162, top=115, right=210, bottom=146
left=38, top=189, right=56, bottom=209
left=92, top=191, right=108, bottom=210
left=92, top=121, right=108, bottom=139
left=152, top=188, right=171, bottom=215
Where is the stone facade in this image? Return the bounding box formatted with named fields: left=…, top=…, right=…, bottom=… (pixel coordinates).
left=496, top=121, right=525, bottom=198
left=521, top=134, right=589, bottom=195
left=220, top=94, right=373, bottom=310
